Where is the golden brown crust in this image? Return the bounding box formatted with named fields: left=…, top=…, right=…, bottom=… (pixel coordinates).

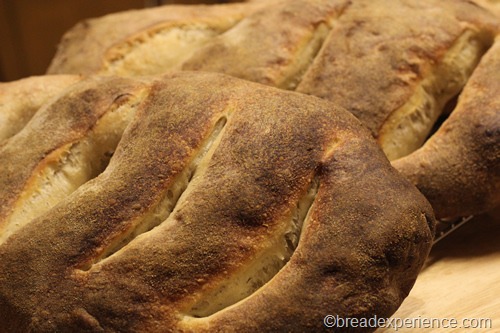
left=46, top=2, right=267, bottom=75
left=45, top=0, right=500, bottom=219
left=0, top=76, right=146, bottom=240
left=392, top=38, right=500, bottom=219
left=182, top=0, right=350, bottom=89
left=471, top=0, right=500, bottom=19
left=297, top=0, right=498, bottom=141
left=0, top=75, right=81, bottom=141
left=0, top=72, right=434, bottom=332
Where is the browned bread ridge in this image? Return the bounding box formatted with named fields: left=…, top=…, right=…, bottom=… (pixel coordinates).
left=46, top=0, right=500, bottom=219
left=392, top=40, right=500, bottom=219
left=0, top=72, right=435, bottom=332
left=0, top=75, right=81, bottom=141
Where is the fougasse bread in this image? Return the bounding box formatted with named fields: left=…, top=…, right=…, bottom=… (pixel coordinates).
left=46, top=0, right=500, bottom=219
left=0, top=72, right=435, bottom=332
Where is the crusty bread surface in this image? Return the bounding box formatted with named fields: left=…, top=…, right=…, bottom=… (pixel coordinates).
left=46, top=0, right=500, bottom=219
left=0, top=72, right=435, bottom=333
left=392, top=39, right=500, bottom=219
left=0, top=75, right=81, bottom=141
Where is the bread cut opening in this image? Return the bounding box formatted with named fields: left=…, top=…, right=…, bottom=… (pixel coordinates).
left=185, top=177, right=319, bottom=318
left=81, top=117, right=228, bottom=269
left=0, top=96, right=139, bottom=245
left=279, top=22, right=331, bottom=90
left=378, top=29, right=493, bottom=160
left=102, top=23, right=233, bottom=76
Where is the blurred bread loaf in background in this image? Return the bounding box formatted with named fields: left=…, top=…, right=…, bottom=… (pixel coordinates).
left=42, top=0, right=500, bottom=219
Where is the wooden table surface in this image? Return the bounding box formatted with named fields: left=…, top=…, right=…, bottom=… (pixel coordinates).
left=376, top=208, right=500, bottom=333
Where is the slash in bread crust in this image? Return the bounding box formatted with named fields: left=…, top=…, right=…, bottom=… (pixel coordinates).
left=393, top=39, right=500, bottom=219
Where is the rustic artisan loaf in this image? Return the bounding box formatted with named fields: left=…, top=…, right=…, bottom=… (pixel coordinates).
left=0, top=72, right=434, bottom=332
left=46, top=0, right=500, bottom=219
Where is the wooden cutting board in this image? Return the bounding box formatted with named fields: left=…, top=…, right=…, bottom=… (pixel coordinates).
left=376, top=208, right=500, bottom=333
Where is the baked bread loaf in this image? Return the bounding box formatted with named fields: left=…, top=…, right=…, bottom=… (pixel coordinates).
left=46, top=0, right=500, bottom=219
left=0, top=72, right=435, bottom=332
